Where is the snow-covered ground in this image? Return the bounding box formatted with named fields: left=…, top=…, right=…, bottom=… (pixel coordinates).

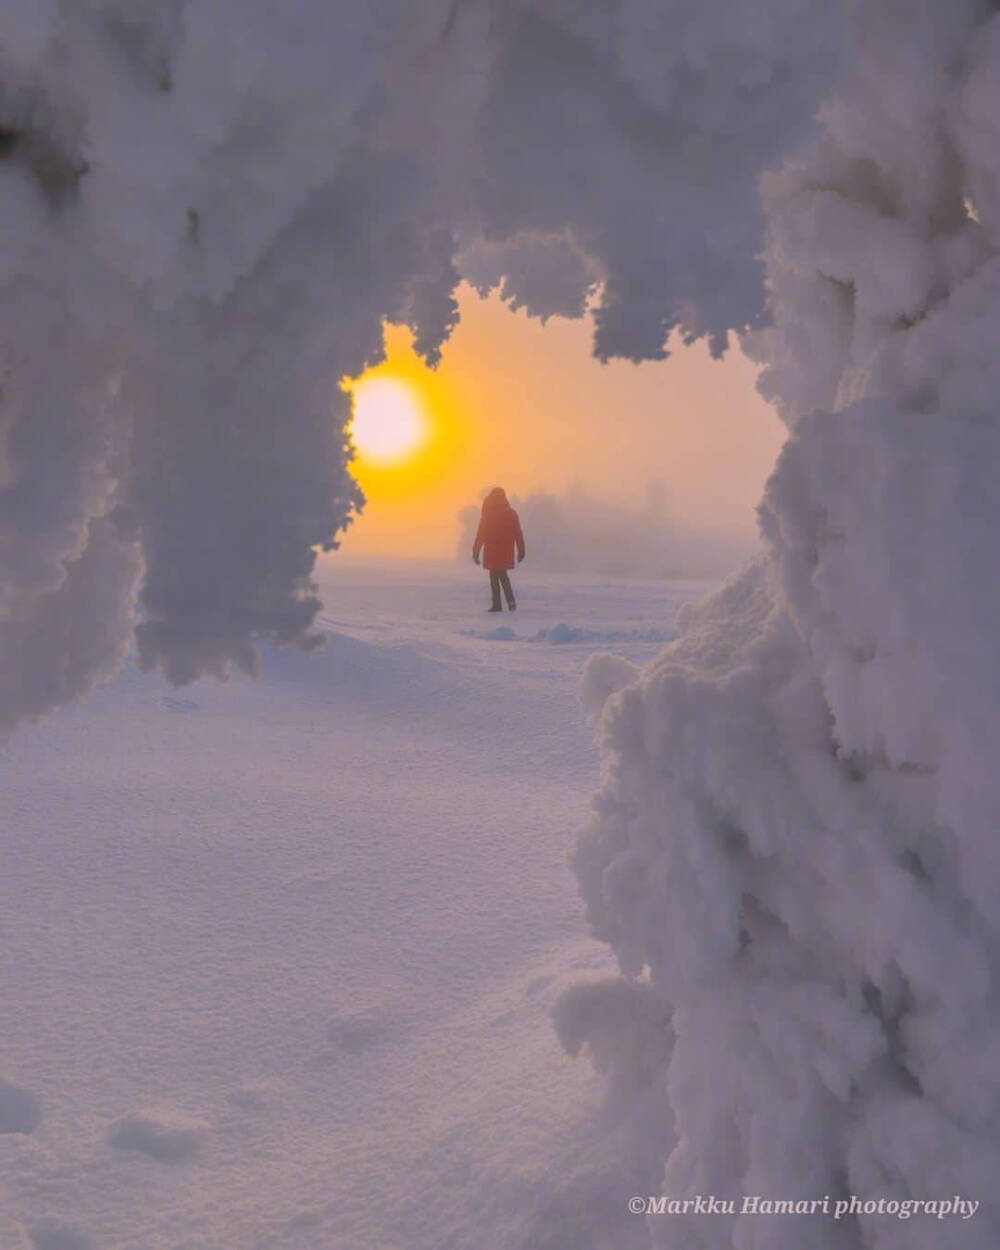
left=1, top=558, right=711, bottom=1250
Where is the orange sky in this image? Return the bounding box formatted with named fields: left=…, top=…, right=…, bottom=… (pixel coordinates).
left=336, top=283, right=785, bottom=560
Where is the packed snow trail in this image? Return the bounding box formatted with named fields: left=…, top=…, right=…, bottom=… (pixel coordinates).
left=0, top=559, right=703, bottom=1250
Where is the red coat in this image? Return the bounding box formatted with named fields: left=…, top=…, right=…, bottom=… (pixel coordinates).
left=473, top=492, right=525, bottom=571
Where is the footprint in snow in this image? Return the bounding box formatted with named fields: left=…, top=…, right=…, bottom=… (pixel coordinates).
left=107, top=1109, right=206, bottom=1162
left=523, top=974, right=554, bottom=998
left=226, top=1083, right=278, bottom=1112
left=162, top=695, right=200, bottom=712
left=325, top=1007, right=400, bottom=1055
left=30, top=1227, right=93, bottom=1250
left=0, top=1077, right=42, bottom=1134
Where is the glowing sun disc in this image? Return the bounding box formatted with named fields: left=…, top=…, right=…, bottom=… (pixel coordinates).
left=350, top=377, right=427, bottom=464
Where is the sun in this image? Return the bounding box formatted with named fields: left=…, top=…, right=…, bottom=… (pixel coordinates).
left=349, top=376, right=428, bottom=464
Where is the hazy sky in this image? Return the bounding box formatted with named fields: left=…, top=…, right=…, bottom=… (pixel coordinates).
left=338, top=283, right=785, bottom=560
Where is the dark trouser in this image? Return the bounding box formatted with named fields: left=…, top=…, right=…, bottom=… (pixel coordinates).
left=489, top=569, right=516, bottom=609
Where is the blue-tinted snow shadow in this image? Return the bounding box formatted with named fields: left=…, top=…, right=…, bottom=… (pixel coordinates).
left=462, top=623, right=676, bottom=645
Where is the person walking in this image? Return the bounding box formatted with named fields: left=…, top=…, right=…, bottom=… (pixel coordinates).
left=472, top=487, right=525, bottom=611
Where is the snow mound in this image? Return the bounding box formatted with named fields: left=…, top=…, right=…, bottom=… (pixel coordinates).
left=107, top=1109, right=206, bottom=1163
left=580, top=655, right=641, bottom=723
left=534, top=624, right=674, bottom=647
left=477, top=625, right=519, bottom=641
left=464, top=624, right=675, bottom=646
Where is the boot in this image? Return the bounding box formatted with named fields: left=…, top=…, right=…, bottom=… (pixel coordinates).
left=488, top=571, right=503, bottom=611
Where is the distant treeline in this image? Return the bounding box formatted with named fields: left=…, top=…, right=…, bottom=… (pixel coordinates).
left=457, top=486, right=757, bottom=580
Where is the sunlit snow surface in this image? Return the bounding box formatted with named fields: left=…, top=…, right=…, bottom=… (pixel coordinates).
left=0, top=559, right=708, bottom=1250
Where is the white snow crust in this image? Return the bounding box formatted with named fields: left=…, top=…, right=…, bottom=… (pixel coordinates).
left=1, top=562, right=697, bottom=1250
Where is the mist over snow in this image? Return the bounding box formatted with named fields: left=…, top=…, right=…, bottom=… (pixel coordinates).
left=457, top=485, right=758, bottom=579
left=2, top=2, right=1000, bottom=1249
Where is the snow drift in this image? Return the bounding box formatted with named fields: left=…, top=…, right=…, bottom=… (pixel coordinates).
left=2, top=2, right=999, bottom=1248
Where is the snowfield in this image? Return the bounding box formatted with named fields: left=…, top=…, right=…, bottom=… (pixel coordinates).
left=0, top=558, right=708, bottom=1250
